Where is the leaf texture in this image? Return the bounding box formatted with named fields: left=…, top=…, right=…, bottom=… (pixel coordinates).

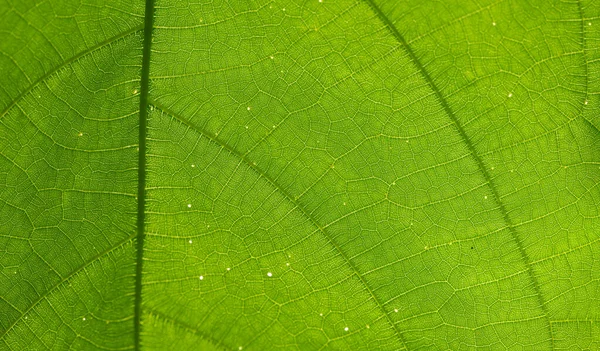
left=1, top=0, right=599, bottom=350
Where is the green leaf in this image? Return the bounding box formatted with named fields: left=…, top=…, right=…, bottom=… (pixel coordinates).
left=1, top=0, right=599, bottom=349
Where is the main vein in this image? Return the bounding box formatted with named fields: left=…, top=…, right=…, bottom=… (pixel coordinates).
left=134, top=0, right=155, bottom=349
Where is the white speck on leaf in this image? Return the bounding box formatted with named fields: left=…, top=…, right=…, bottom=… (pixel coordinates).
left=187, top=204, right=192, bottom=208
left=199, top=275, right=204, bottom=280
left=344, top=327, right=349, bottom=331
left=508, top=92, right=513, bottom=98
left=189, top=239, right=192, bottom=244
left=267, top=272, right=273, bottom=277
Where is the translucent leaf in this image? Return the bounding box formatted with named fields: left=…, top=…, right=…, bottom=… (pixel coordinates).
left=1, top=0, right=599, bottom=350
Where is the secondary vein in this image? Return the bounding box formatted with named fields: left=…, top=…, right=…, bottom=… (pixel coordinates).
left=362, top=0, right=553, bottom=347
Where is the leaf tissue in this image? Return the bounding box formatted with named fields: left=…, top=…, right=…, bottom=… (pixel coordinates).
left=1, top=0, right=599, bottom=350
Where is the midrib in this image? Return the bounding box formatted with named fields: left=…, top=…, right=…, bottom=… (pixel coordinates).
left=134, top=0, right=155, bottom=349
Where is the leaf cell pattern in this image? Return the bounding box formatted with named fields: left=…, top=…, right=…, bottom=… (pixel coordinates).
left=1, top=0, right=599, bottom=350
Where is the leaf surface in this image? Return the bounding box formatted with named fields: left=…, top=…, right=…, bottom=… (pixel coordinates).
left=1, top=0, right=599, bottom=350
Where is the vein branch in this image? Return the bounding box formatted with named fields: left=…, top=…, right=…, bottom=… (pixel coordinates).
left=149, top=101, right=409, bottom=351
left=0, top=26, right=143, bottom=120
left=362, top=0, right=553, bottom=347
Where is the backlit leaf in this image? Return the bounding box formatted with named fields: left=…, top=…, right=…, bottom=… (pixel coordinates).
left=1, top=0, right=599, bottom=349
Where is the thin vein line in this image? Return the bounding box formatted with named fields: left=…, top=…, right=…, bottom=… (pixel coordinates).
left=361, top=0, right=554, bottom=347
left=0, top=26, right=143, bottom=120
left=143, top=307, right=228, bottom=351
left=134, top=0, right=155, bottom=349
left=0, top=235, right=135, bottom=339
left=149, top=101, right=409, bottom=351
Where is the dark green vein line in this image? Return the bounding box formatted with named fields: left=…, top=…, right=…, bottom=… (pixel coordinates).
left=0, top=234, right=136, bottom=339
left=0, top=26, right=143, bottom=120
left=143, top=307, right=228, bottom=351
left=362, top=0, right=553, bottom=347
left=149, top=101, right=409, bottom=351
left=134, top=0, right=155, bottom=349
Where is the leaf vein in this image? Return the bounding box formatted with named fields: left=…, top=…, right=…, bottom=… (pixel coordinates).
left=0, top=26, right=143, bottom=120
left=0, top=235, right=135, bottom=340
left=361, top=0, right=554, bottom=347
left=148, top=100, right=409, bottom=350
